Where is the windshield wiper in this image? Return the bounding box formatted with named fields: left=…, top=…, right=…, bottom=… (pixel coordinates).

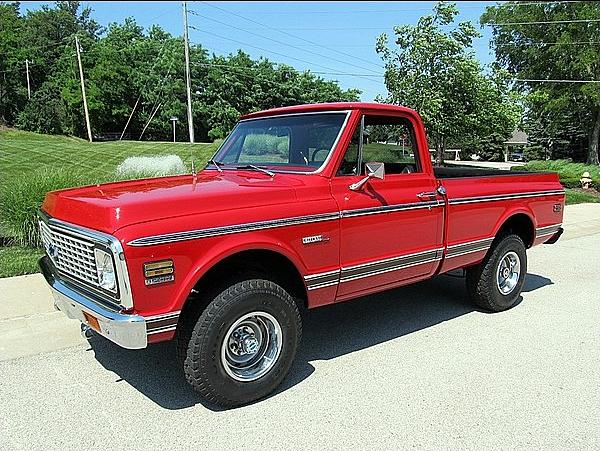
left=207, top=159, right=224, bottom=173
left=236, top=164, right=275, bottom=177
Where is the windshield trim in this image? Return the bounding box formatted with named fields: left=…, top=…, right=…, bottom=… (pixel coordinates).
left=206, top=110, right=351, bottom=175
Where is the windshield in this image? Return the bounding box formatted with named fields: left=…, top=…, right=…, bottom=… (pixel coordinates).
left=210, top=112, right=348, bottom=173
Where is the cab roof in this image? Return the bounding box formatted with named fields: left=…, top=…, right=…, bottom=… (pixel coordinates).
left=240, top=102, right=417, bottom=120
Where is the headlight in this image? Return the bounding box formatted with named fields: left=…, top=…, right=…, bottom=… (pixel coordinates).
left=94, top=248, right=117, bottom=292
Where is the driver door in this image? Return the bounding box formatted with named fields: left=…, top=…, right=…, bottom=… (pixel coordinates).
left=330, top=113, right=444, bottom=300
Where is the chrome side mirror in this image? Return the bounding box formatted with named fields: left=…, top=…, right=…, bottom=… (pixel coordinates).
left=349, top=162, right=385, bottom=191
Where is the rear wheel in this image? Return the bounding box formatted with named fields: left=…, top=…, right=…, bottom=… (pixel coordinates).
left=182, top=278, right=301, bottom=407
left=466, top=234, right=527, bottom=312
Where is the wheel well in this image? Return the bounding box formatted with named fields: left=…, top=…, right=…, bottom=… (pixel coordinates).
left=496, top=213, right=535, bottom=248
left=178, top=250, right=307, bottom=331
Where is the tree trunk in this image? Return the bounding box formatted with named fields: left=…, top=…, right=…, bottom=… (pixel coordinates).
left=588, top=109, right=600, bottom=165
left=436, top=137, right=445, bottom=166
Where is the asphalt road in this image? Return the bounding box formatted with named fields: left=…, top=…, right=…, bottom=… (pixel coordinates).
left=1, top=231, right=599, bottom=449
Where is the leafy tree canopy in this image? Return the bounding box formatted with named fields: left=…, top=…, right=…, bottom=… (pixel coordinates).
left=376, top=1, right=521, bottom=163
left=0, top=1, right=360, bottom=141
left=481, top=1, right=600, bottom=164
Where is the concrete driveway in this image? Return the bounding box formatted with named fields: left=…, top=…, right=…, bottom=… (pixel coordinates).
left=1, top=205, right=599, bottom=449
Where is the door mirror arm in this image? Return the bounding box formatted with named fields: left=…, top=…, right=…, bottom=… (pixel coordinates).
left=349, top=162, right=385, bottom=191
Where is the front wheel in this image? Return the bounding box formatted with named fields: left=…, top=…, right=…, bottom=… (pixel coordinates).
left=182, top=279, right=301, bottom=407
left=466, top=234, right=527, bottom=312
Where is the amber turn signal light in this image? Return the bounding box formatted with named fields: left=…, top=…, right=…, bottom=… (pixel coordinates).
left=83, top=311, right=101, bottom=332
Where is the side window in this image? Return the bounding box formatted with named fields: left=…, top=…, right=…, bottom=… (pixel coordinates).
left=337, top=121, right=361, bottom=176
left=362, top=116, right=420, bottom=175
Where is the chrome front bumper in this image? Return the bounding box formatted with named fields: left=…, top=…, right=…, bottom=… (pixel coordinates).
left=39, top=256, right=147, bottom=349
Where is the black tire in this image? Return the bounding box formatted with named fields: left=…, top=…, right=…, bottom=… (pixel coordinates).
left=466, top=234, right=527, bottom=312
left=182, top=279, right=301, bottom=408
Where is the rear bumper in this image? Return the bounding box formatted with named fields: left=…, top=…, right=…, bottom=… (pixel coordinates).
left=39, top=256, right=147, bottom=349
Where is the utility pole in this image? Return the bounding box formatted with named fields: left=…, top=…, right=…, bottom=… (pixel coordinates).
left=75, top=35, right=93, bottom=143
left=182, top=1, right=195, bottom=143
left=25, top=59, right=31, bottom=100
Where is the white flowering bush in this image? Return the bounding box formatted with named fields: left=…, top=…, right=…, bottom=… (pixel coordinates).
left=115, top=155, right=187, bottom=179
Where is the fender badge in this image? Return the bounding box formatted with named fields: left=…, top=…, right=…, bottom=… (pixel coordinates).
left=145, top=274, right=175, bottom=286
left=302, top=234, right=330, bottom=245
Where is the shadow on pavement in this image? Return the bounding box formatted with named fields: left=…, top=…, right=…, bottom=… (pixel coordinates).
left=89, top=272, right=552, bottom=411
left=522, top=273, right=553, bottom=292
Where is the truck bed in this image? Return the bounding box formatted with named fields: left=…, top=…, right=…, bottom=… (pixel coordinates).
left=433, top=165, right=532, bottom=179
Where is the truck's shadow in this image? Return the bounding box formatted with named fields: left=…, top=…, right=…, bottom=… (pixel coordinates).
left=89, top=272, right=552, bottom=411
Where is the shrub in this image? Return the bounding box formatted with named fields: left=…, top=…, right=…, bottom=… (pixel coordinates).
left=115, top=155, right=187, bottom=179
left=16, top=83, right=70, bottom=135
left=0, top=168, right=95, bottom=247
left=513, top=159, right=600, bottom=189
left=241, top=134, right=289, bottom=158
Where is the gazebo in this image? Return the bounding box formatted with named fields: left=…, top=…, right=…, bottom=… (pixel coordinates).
left=503, top=130, right=528, bottom=162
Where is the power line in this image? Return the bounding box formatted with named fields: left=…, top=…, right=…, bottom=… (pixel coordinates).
left=497, top=40, right=600, bottom=46
left=194, top=61, right=305, bottom=91
left=119, top=36, right=176, bottom=140
left=486, top=18, right=600, bottom=26
left=188, top=25, right=384, bottom=86
left=193, top=60, right=387, bottom=100
left=192, top=61, right=382, bottom=78
left=515, top=78, right=600, bottom=83
left=197, top=1, right=587, bottom=15
left=194, top=62, right=600, bottom=84
left=197, top=1, right=384, bottom=70
left=189, top=9, right=382, bottom=74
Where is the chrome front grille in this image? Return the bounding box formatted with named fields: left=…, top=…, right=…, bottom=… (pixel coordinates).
left=39, top=220, right=99, bottom=286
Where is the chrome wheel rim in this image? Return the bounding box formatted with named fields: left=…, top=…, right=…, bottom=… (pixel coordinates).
left=496, top=251, right=521, bottom=295
left=221, top=311, right=282, bottom=382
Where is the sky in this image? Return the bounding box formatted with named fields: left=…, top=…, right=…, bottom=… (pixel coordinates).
left=19, top=1, right=498, bottom=101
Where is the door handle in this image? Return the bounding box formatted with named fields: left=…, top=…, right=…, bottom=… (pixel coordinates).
left=417, top=191, right=437, bottom=199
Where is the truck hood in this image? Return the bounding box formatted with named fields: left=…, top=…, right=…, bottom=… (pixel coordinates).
left=41, top=171, right=300, bottom=234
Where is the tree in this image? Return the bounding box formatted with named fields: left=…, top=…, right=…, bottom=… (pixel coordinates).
left=0, top=2, right=26, bottom=124
left=481, top=1, right=600, bottom=165
left=376, top=1, right=520, bottom=164
left=3, top=2, right=360, bottom=141
left=194, top=50, right=360, bottom=139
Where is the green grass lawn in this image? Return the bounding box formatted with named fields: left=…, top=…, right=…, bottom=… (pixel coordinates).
left=565, top=188, right=600, bottom=205
left=0, top=129, right=220, bottom=277
left=0, top=129, right=220, bottom=188
left=0, top=246, right=44, bottom=278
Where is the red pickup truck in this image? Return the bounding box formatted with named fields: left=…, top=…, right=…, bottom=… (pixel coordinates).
left=39, top=102, right=564, bottom=407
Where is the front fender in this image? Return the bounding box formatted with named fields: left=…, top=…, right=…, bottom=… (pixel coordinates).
left=171, top=233, right=309, bottom=310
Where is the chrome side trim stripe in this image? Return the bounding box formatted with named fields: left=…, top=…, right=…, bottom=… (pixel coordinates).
left=304, top=270, right=340, bottom=291
left=448, top=190, right=565, bottom=206
left=129, top=212, right=340, bottom=247
left=129, top=200, right=443, bottom=247
left=536, top=223, right=562, bottom=238
left=340, top=248, right=443, bottom=283
left=304, top=248, right=443, bottom=289
left=341, top=200, right=441, bottom=218
left=445, top=237, right=494, bottom=259
left=129, top=190, right=564, bottom=247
